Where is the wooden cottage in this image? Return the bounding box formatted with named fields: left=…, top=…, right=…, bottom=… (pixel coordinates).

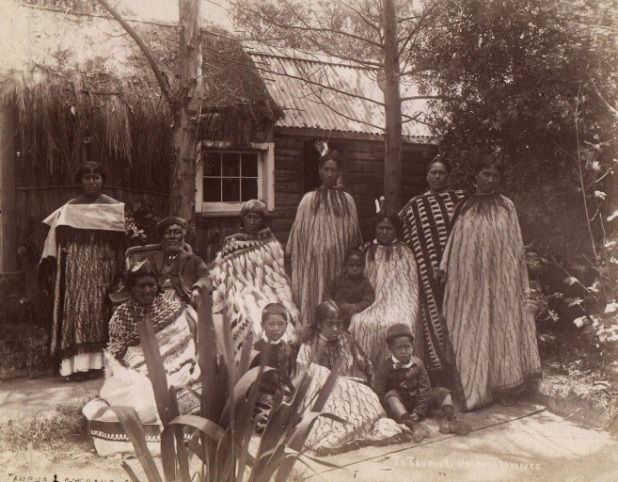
left=0, top=2, right=435, bottom=376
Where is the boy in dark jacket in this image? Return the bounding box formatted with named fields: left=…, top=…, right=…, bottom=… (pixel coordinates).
left=374, top=323, right=470, bottom=442
left=323, top=249, right=375, bottom=330
left=251, top=303, right=296, bottom=431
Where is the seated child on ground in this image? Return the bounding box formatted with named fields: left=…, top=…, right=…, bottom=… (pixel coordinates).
left=296, top=300, right=374, bottom=386
left=251, top=303, right=296, bottom=431
left=374, top=323, right=471, bottom=442
left=323, top=249, right=375, bottom=330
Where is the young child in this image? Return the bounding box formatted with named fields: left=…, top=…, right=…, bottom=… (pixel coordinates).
left=251, top=303, right=296, bottom=431
left=296, top=300, right=374, bottom=386
left=323, top=249, right=375, bottom=330
left=374, top=323, right=471, bottom=442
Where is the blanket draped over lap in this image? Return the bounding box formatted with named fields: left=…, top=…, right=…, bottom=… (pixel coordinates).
left=399, top=189, right=465, bottom=377
left=211, top=228, right=299, bottom=357
left=350, top=241, right=422, bottom=367
left=104, top=295, right=201, bottom=416
left=286, top=188, right=361, bottom=328
left=440, top=194, right=542, bottom=410
left=41, top=202, right=125, bottom=375
left=302, top=363, right=405, bottom=455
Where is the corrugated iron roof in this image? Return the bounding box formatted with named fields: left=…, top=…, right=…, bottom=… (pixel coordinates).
left=245, top=43, right=435, bottom=143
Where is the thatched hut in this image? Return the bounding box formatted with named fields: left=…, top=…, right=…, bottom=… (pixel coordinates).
left=0, top=1, right=281, bottom=275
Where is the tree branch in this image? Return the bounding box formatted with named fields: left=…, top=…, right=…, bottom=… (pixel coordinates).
left=92, top=0, right=174, bottom=110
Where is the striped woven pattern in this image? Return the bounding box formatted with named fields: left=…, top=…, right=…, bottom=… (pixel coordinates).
left=286, top=188, right=361, bottom=328
left=399, top=189, right=465, bottom=374
left=350, top=242, right=422, bottom=367
left=440, top=194, right=542, bottom=410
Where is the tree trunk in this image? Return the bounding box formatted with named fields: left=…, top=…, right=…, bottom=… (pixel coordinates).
left=382, top=0, right=402, bottom=211
left=169, top=0, right=204, bottom=223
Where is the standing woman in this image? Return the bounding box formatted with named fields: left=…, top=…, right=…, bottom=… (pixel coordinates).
left=350, top=210, right=422, bottom=367
left=286, top=151, right=361, bottom=329
left=41, top=161, right=125, bottom=381
left=439, top=157, right=541, bottom=410
left=398, top=156, right=465, bottom=386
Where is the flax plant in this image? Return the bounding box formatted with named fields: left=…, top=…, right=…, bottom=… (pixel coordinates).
left=95, top=290, right=341, bottom=481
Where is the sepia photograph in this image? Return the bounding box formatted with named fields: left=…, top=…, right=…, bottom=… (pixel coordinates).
left=0, top=0, right=616, bottom=480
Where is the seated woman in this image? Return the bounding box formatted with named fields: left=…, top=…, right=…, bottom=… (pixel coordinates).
left=210, top=199, right=299, bottom=358
left=150, top=215, right=211, bottom=305
left=295, top=301, right=406, bottom=454
left=350, top=209, right=422, bottom=368
left=84, top=260, right=201, bottom=432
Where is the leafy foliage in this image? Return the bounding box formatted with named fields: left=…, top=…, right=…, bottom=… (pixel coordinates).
left=99, top=291, right=341, bottom=481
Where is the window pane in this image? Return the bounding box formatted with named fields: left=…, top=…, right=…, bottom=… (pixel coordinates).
left=203, top=178, right=221, bottom=202
left=222, top=153, right=240, bottom=176
left=222, top=178, right=240, bottom=201
left=204, top=152, right=221, bottom=177
left=241, top=178, right=258, bottom=201
left=241, top=153, right=258, bottom=177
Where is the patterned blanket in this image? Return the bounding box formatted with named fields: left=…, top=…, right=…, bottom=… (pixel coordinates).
left=211, top=228, right=299, bottom=358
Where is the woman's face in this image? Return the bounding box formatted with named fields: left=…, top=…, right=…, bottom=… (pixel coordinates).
left=319, top=159, right=340, bottom=188
left=375, top=218, right=397, bottom=245
left=81, top=172, right=103, bottom=197
left=427, top=161, right=449, bottom=192
left=475, top=164, right=501, bottom=194
left=130, top=275, right=158, bottom=305
left=162, top=224, right=185, bottom=254
left=242, top=212, right=263, bottom=235
left=319, top=313, right=341, bottom=342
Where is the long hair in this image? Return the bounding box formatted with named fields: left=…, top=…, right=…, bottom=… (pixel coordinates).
left=367, top=208, right=403, bottom=262
left=304, top=300, right=341, bottom=342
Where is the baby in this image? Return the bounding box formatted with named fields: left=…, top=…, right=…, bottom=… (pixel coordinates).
left=323, top=249, right=375, bottom=330
left=374, top=323, right=471, bottom=442
left=251, top=303, right=296, bottom=430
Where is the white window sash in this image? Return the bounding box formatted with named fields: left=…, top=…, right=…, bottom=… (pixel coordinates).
left=195, top=141, right=275, bottom=215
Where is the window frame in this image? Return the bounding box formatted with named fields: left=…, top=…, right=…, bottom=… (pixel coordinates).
left=195, top=141, right=275, bottom=216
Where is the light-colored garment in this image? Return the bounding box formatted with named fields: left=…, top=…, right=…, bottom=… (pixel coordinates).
left=302, top=363, right=404, bottom=455
left=41, top=202, right=125, bottom=260
left=350, top=241, right=422, bottom=367
left=286, top=188, right=361, bottom=328
left=59, top=352, right=104, bottom=377
left=399, top=189, right=465, bottom=374
left=211, top=228, right=299, bottom=358
left=440, top=194, right=541, bottom=410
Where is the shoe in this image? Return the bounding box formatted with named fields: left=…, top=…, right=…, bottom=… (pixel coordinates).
left=439, top=417, right=472, bottom=435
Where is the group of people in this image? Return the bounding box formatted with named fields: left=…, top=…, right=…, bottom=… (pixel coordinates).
left=42, top=150, right=542, bottom=454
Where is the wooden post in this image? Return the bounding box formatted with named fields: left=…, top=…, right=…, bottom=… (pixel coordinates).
left=0, top=103, right=16, bottom=272
left=382, top=0, right=403, bottom=211
left=169, top=0, right=204, bottom=226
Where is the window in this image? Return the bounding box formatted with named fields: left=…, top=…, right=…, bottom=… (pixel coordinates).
left=196, top=142, right=274, bottom=215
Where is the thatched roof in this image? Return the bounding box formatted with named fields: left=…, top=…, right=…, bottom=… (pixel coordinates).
left=0, top=2, right=282, bottom=189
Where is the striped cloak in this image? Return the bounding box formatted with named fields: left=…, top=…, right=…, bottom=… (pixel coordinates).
left=286, top=188, right=361, bottom=328
left=211, top=228, right=299, bottom=357
left=440, top=194, right=542, bottom=410
left=349, top=241, right=422, bottom=367
left=399, top=189, right=465, bottom=379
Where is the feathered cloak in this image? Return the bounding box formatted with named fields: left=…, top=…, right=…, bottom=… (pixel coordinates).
left=211, top=228, right=299, bottom=357
left=440, top=194, right=541, bottom=410
left=286, top=188, right=361, bottom=327
left=350, top=242, right=422, bottom=367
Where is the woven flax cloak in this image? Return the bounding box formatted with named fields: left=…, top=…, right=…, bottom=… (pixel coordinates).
left=350, top=242, right=422, bottom=367
left=440, top=194, right=542, bottom=410
left=211, top=228, right=299, bottom=357
left=286, top=189, right=361, bottom=327
left=399, top=189, right=465, bottom=377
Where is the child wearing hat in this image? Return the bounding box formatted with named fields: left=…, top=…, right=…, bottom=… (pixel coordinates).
left=374, top=323, right=471, bottom=442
